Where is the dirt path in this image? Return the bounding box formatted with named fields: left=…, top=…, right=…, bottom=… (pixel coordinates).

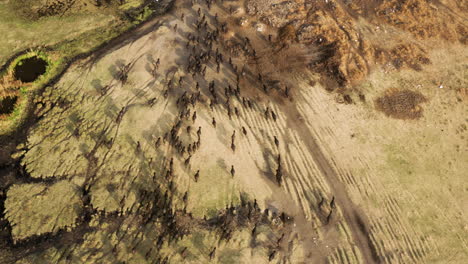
left=158, top=0, right=380, bottom=261
left=282, top=99, right=379, bottom=263
left=2, top=0, right=380, bottom=262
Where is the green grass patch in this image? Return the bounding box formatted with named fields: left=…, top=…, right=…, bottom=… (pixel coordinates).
left=218, top=248, right=242, bottom=264
left=0, top=49, right=62, bottom=133
left=0, top=0, right=162, bottom=136
left=119, top=0, right=147, bottom=11
left=188, top=165, right=241, bottom=219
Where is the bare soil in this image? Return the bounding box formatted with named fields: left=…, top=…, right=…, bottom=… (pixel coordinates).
left=0, top=0, right=466, bottom=263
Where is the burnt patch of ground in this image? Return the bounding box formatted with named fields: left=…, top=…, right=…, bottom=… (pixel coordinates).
left=375, top=89, right=427, bottom=120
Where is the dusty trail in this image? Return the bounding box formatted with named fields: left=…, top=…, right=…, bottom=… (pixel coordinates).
left=1, top=0, right=380, bottom=262
left=160, top=0, right=380, bottom=261
left=281, top=97, right=379, bottom=263
left=1, top=0, right=466, bottom=263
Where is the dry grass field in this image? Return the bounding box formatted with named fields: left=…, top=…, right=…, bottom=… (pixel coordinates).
left=0, top=0, right=163, bottom=136
left=0, top=0, right=144, bottom=65
left=0, top=0, right=466, bottom=263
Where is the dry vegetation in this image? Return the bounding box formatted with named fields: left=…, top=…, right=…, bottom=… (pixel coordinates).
left=4, top=181, right=83, bottom=241
left=0, top=75, right=22, bottom=99
left=375, top=89, right=427, bottom=120
left=246, top=0, right=466, bottom=88
left=0, top=76, right=22, bottom=119
left=0, top=0, right=466, bottom=263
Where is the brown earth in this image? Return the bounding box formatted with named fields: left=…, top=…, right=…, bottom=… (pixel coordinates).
left=10, top=0, right=131, bottom=20
left=246, top=0, right=467, bottom=88
left=0, top=0, right=466, bottom=263
left=375, top=89, right=427, bottom=120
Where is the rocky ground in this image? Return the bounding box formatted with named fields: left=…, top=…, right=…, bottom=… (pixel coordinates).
left=0, top=0, right=466, bottom=263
